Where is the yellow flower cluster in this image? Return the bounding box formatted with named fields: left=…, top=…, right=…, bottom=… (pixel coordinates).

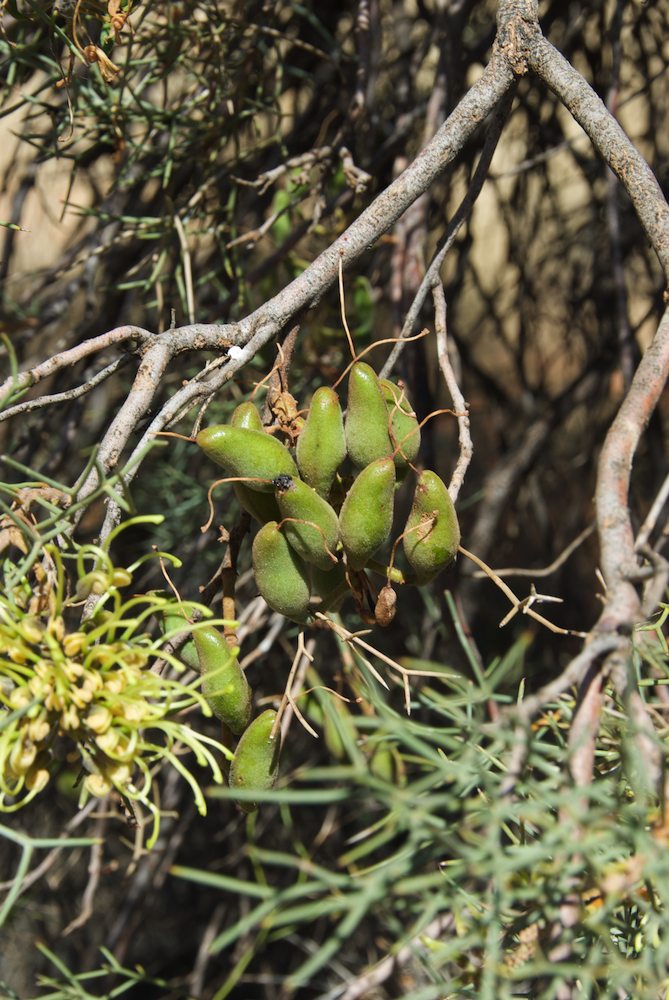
left=1, top=543, right=227, bottom=844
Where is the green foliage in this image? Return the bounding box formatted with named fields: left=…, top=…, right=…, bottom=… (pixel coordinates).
left=168, top=620, right=669, bottom=999
left=1, top=458, right=667, bottom=997
left=0, top=821, right=98, bottom=932
left=30, top=944, right=171, bottom=1000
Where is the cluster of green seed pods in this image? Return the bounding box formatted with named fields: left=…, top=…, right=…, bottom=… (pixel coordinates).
left=197, top=635, right=280, bottom=813
left=166, top=614, right=281, bottom=813
left=195, top=359, right=461, bottom=628
left=184, top=359, right=461, bottom=808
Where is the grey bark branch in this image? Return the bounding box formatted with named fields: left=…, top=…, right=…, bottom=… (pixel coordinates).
left=0, top=325, right=154, bottom=402
left=594, top=305, right=669, bottom=630
left=528, top=36, right=669, bottom=283
left=0, top=357, right=126, bottom=421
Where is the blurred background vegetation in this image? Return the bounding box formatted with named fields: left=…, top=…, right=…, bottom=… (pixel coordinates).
left=1, top=0, right=669, bottom=997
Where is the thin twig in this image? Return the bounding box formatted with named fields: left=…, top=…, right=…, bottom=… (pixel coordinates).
left=62, top=814, right=106, bottom=935
left=350, top=0, right=372, bottom=117
left=472, top=524, right=595, bottom=579
left=0, top=357, right=127, bottom=423
left=316, top=613, right=452, bottom=713
left=636, top=471, right=669, bottom=552
left=380, top=87, right=515, bottom=379
left=458, top=544, right=588, bottom=637
left=282, top=636, right=318, bottom=741
left=273, top=632, right=315, bottom=740
left=0, top=325, right=153, bottom=399
left=188, top=903, right=226, bottom=998
left=433, top=283, right=472, bottom=503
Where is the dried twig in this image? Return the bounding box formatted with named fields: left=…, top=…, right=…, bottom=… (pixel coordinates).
left=433, top=283, right=472, bottom=503
left=458, top=544, right=587, bottom=637
left=472, top=524, right=595, bottom=579
left=0, top=357, right=127, bottom=422
left=62, top=815, right=106, bottom=935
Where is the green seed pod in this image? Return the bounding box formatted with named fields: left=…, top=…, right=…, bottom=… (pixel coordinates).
left=193, top=626, right=252, bottom=734
left=344, top=362, right=393, bottom=469
left=229, top=709, right=280, bottom=813
left=379, top=378, right=421, bottom=468
left=196, top=425, right=298, bottom=492
left=339, top=457, right=396, bottom=570
left=403, top=470, right=460, bottom=583
left=161, top=608, right=199, bottom=670
left=296, top=387, right=347, bottom=497
left=230, top=401, right=264, bottom=431
left=252, top=521, right=311, bottom=623
left=229, top=404, right=282, bottom=522
left=274, top=474, right=339, bottom=571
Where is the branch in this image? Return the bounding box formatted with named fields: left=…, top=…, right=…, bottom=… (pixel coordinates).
left=595, top=306, right=669, bottom=630
left=76, top=342, right=174, bottom=503
left=433, top=283, right=472, bottom=503
left=528, top=37, right=669, bottom=283
left=0, top=357, right=127, bottom=422
left=0, top=325, right=153, bottom=401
